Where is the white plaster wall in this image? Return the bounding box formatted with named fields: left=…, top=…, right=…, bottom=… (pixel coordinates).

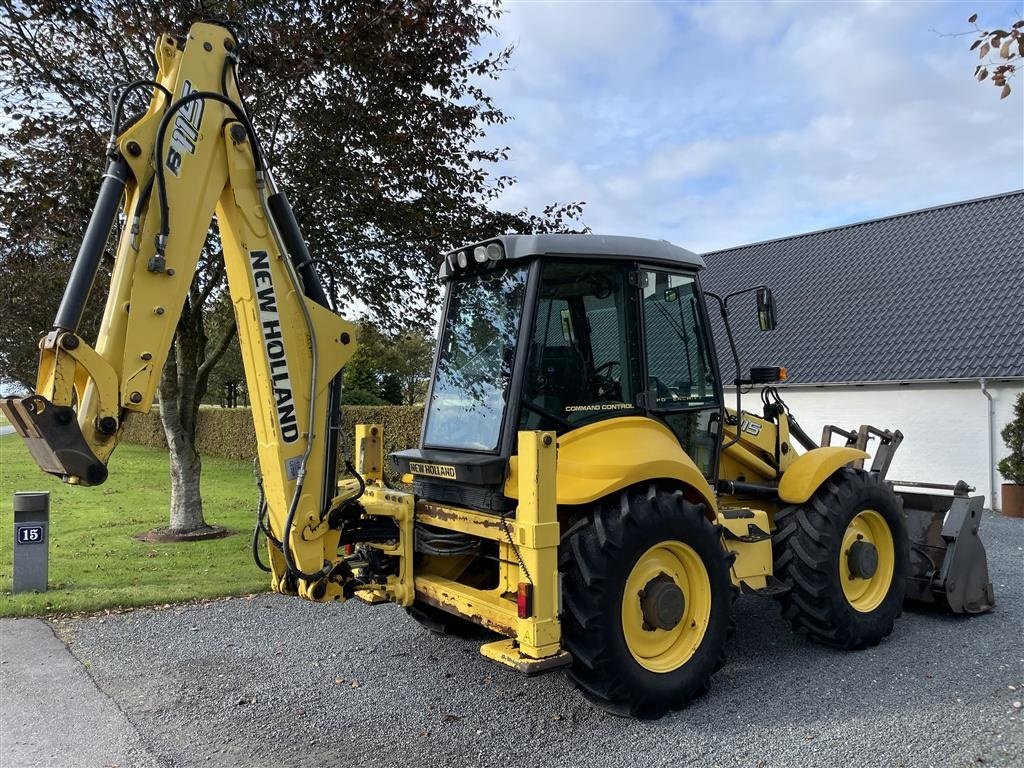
left=725, top=380, right=1023, bottom=510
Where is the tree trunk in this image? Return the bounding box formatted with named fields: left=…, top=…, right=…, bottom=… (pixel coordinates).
left=160, top=316, right=207, bottom=533
left=162, top=402, right=206, bottom=531
left=156, top=265, right=237, bottom=534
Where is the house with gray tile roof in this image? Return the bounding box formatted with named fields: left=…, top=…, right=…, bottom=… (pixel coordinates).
left=701, top=190, right=1024, bottom=510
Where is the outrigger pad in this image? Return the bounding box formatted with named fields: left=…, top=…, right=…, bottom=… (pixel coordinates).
left=0, top=395, right=108, bottom=486
left=901, top=490, right=995, bottom=614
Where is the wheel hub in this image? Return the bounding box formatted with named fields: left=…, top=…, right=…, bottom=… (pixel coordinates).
left=840, top=509, right=896, bottom=613
left=847, top=539, right=879, bottom=579
left=639, top=573, right=685, bottom=631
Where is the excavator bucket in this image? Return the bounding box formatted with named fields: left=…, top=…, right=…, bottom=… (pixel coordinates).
left=896, top=481, right=995, bottom=614
left=1, top=395, right=110, bottom=486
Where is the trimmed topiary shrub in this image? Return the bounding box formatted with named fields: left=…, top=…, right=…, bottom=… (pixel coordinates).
left=997, top=393, right=1024, bottom=485
left=196, top=407, right=259, bottom=460
left=121, top=409, right=168, bottom=449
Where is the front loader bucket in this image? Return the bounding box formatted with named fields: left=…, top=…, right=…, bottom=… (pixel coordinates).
left=896, top=483, right=995, bottom=614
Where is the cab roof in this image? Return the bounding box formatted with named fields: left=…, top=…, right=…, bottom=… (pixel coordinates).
left=453, top=234, right=705, bottom=271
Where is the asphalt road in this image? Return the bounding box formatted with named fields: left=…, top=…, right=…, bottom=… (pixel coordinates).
left=1, top=620, right=158, bottom=768
left=23, top=512, right=1024, bottom=767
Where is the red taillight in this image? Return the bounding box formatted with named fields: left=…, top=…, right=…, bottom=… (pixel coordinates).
left=344, top=544, right=354, bottom=556
left=517, top=582, right=532, bottom=619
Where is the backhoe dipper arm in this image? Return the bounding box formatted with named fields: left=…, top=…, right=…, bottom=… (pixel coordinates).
left=0, top=22, right=358, bottom=601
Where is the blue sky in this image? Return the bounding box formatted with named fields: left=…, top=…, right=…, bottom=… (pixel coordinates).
left=483, top=0, right=1024, bottom=252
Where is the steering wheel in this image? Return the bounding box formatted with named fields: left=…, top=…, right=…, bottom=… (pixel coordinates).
left=592, top=360, right=622, bottom=400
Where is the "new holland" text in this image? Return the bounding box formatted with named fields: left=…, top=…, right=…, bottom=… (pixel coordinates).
left=250, top=251, right=299, bottom=443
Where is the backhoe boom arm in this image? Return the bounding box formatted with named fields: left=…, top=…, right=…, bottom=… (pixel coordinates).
left=1, top=22, right=358, bottom=601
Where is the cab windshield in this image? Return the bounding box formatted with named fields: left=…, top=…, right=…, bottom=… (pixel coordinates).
left=423, top=266, right=529, bottom=451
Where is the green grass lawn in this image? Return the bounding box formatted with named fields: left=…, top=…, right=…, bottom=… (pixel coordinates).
left=0, top=435, right=269, bottom=617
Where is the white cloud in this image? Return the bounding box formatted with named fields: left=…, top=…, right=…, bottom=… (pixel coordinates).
left=483, top=0, right=1024, bottom=252
left=644, top=139, right=731, bottom=183
left=497, top=0, right=676, bottom=88
left=687, top=0, right=792, bottom=43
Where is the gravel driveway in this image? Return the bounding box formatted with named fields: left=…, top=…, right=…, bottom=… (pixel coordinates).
left=49, top=512, right=1023, bottom=768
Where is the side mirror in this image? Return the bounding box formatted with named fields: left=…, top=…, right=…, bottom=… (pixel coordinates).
left=756, top=287, right=777, bottom=332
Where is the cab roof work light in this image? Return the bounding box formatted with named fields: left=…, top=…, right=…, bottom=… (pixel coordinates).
left=438, top=240, right=505, bottom=280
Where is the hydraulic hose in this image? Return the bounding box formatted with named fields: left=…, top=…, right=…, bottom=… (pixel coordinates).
left=251, top=458, right=272, bottom=572
left=109, top=79, right=172, bottom=148
left=251, top=501, right=272, bottom=573
left=152, top=90, right=264, bottom=253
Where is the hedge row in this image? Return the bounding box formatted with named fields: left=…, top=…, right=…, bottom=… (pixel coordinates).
left=122, top=405, right=424, bottom=482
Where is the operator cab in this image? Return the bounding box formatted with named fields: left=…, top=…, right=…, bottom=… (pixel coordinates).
left=391, top=234, right=724, bottom=510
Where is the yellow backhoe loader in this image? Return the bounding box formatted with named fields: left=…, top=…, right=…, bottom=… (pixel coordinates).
left=1, top=22, right=994, bottom=718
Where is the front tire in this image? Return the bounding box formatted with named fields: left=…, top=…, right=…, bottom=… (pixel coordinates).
left=560, top=485, right=732, bottom=718
left=773, top=468, right=909, bottom=649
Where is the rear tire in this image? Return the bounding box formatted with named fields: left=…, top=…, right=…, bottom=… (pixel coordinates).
left=560, top=484, right=732, bottom=718
left=773, top=468, right=909, bottom=649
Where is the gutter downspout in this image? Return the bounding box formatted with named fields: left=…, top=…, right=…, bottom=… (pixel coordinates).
left=981, top=378, right=996, bottom=511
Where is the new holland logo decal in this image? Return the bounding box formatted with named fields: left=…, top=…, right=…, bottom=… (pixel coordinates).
left=409, top=462, right=457, bottom=480
left=250, top=251, right=299, bottom=443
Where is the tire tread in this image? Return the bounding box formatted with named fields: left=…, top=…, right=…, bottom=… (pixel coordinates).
left=772, top=468, right=908, bottom=649
left=561, top=485, right=732, bottom=718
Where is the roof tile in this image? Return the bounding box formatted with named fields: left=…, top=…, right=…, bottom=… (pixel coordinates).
left=701, top=191, right=1024, bottom=384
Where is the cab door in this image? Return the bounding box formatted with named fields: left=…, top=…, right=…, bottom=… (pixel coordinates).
left=518, top=260, right=642, bottom=433
left=638, top=268, right=723, bottom=482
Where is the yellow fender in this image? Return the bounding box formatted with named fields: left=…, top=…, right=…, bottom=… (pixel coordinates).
left=505, top=416, right=717, bottom=514
left=777, top=446, right=870, bottom=505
